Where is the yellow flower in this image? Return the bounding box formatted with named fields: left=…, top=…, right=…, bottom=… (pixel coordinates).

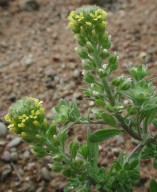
left=4, top=97, right=47, bottom=143
left=68, top=6, right=108, bottom=36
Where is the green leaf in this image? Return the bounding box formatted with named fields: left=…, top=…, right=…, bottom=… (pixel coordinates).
left=141, top=97, right=157, bottom=111
left=84, top=74, right=95, bottom=83
left=95, top=99, right=106, bottom=107
left=79, top=144, right=88, bottom=159
left=87, top=128, right=99, bottom=170
left=69, top=101, right=81, bottom=121
left=90, top=129, right=124, bottom=143
left=153, top=158, right=157, bottom=169
left=69, top=139, right=79, bottom=159
left=153, top=118, right=157, bottom=128
left=150, top=179, right=157, bottom=192
left=101, top=112, right=117, bottom=126
left=46, top=124, right=56, bottom=140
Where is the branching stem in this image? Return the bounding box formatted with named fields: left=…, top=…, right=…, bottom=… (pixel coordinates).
left=102, top=78, right=141, bottom=141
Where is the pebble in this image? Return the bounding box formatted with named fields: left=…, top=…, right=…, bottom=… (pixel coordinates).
left=0, top=139, right=6, bottom=146
left=114, top=135, right=125, bottom=144
left=0, top=122, right=7, bottom=137
left=41, top=167, right=51, bottom=181
left=0, top=165, right=12, bottom=181
left=18, top=181, right=36, bottom=192
left=8, top=93, right=16, bottom=102
left=23, top=150, right=30, bottom=158
left=73, top=92, right=82, bottom=99
left=2, top=150, right=11, bottom=162
left=144, top=54, right=153, bottom=63
left=19, top=0, right=39, bottom=11
left=22, top=56, right=34, bottom=66
left=10, top=152, right=18, bottom=162
left=112, top=148, right=120, bottom=157
left=8, top=137, right=22, bottom=148
left=72, top=69, right=81, bottom=78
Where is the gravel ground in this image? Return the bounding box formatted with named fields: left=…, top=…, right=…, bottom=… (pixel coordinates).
left=0, top=0, right=157, bottom=191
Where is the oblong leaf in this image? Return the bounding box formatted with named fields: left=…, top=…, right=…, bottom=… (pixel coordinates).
left=101, top=113, right=117, bottom=126
left=150, top=179, right=157, bottom=192
left=90, top=129, right=124, bottom=143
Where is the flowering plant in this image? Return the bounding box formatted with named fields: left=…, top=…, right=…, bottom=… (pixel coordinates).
left=5, top=6, right=157, bottom=192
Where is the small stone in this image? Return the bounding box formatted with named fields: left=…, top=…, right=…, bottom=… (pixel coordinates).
left=19, top=181, right=36, bottom=192
left=0, top=139, right=6, bottom=146
left=8, top=93, right=16, bottom=102
left=144, top=54, right=153, bottom=63
left=73, top=92, right=82, bottom=99
left=8, top=137, right=22, bottom=148
left=23, top=150, right=30, bottom=158
left=2, top=151, right=11, bottom=162
left=41, top=167, right=51, bottom=181
left=112, top=148, right=120, bottom=157
left=19, top=0, right=39, bottom=11
left=0, top=165, right=12, bottom=181
left=114, top=135, right=124, bottom=145
left=22, top=56, right=34, bottom=66
left=0, top=41, right=8, bottom=49
left=11, top=152, right=18, bottom=162
left=72, top=69, right=81, bottom=78
left=0, top=122, right=7, bottom=137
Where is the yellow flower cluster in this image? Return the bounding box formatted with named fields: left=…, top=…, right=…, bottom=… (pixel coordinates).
left=4, top=97, right=47, bottom=142
left=68, top=6, right=108, bottom=34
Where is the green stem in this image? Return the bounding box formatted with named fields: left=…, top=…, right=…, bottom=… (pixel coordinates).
left=102, top=78, right=141, bottom=141
left=127, top=143, right=143, bottom=161
left=136, top=108, right=142, bottom=139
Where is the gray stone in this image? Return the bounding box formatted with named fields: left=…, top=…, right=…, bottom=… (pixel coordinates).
left=72, top=69, right=81, bottom=78
left=0, top=122, right=7, bottom=137
left=23, top=150, right=30, bottom=158
left=41, top=167, right=51, bottom=181
left=0, top=139, right=6, bottom=146
left=19, top=181, right=36, bottom=192
left=2, top=151, right=11, bottom=162
left=0, top=165, right=12, bottom=181
left=112, top=148, right=120, bottom=156
left=8, top=93, right=16, bottom=102
left=8, top=137, right=22, bottom=148
left=73, top=92, right=82, bottom=99
left=114, top=135, right=124, bottom=144
left=144, top=54, right=153, bottom=63
left=22, top=56, right=34, bottom=66
left=11, top=152, right=18, bottom=162
left=19, top=0, right=39, bottom=11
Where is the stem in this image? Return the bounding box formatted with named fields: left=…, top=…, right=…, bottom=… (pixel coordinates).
left=127, top=143, right=143, bottom=161
left=102, top=78, right=141, bottom=141
left=77, top=120, right=106, bottom=125
left=136, top=108, right=142, bottom=139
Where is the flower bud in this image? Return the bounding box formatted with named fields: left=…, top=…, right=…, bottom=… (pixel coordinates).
left=4, top=97, right=48, bottom=143
left=75, top=47, right=88, bottom=59
left=86, top=41, right=94, bottom=53
left=98, top=68, right=108, bottom=77
left=75, top=34, right=86, bottom=46
left=82, top=59, right=95, bottom=70
left=100, top=49, right=110, bottom=59
left=112, top=76, right=124, bottom=87
left=108, top=52, right=118, bottom=72
left=120, top=78, right=131, bottom=90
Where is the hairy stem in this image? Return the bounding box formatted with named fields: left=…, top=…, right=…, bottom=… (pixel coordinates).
left=127, top=143, right=143, bottom=161
left=102, top=78, right=141, bottom=141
